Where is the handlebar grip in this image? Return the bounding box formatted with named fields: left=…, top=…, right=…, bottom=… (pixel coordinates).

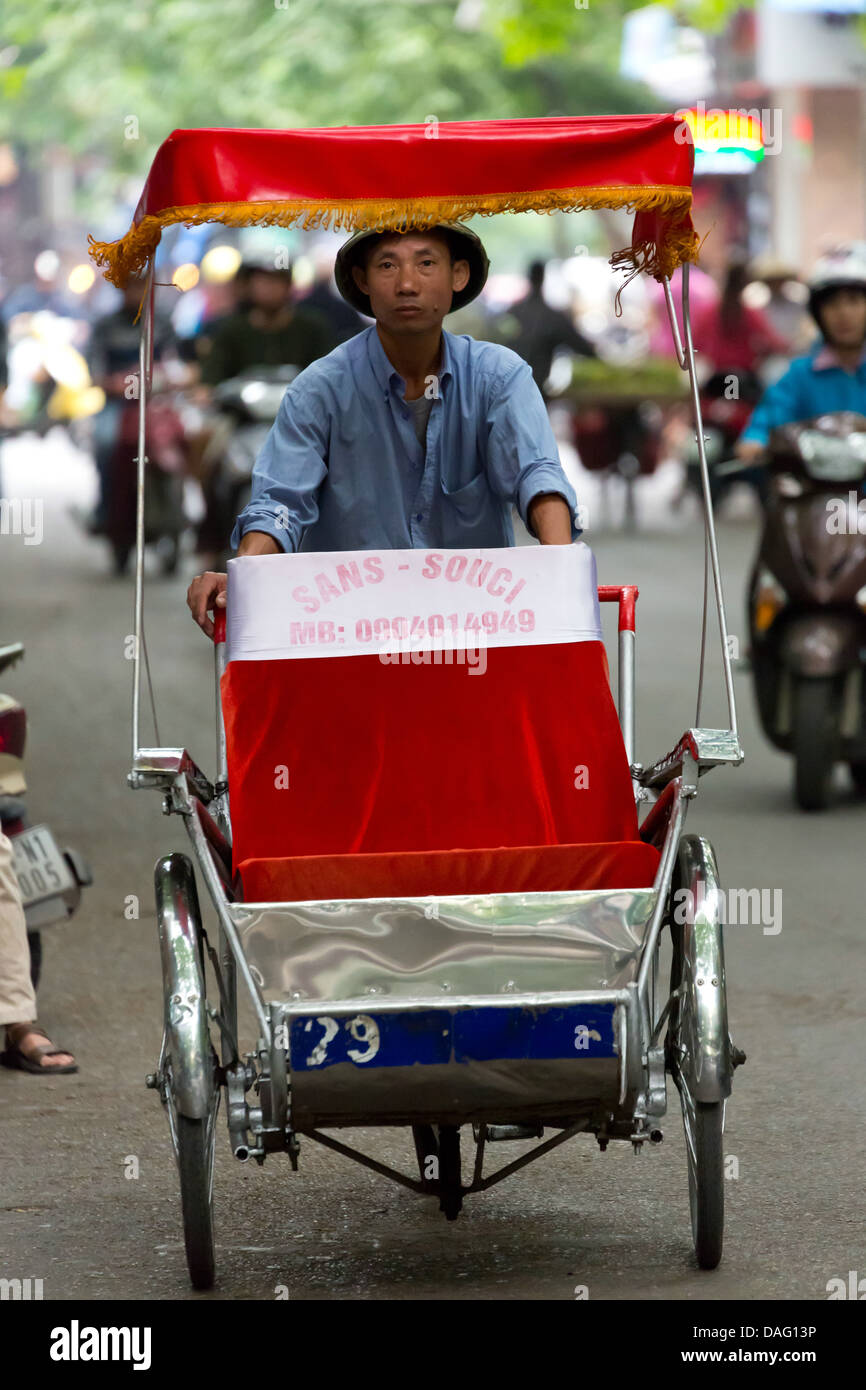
left=213, top=608, right=226, bottom=645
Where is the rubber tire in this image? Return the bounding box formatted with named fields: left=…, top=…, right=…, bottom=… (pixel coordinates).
left=437, top=1125, right=462, bottom=1221
left=176, top=1113, right=216, bottom=1291
left=686, top=1100, right=724, bottom=1271
left=111, top=540, right=132, bottom=576
left=158, top=535, right=180, bottom=576
left=793, top=677, right=838, bottom=811
left=27, top=930, right=42, bottom=991
left=849, top=761, right=866, bottom=794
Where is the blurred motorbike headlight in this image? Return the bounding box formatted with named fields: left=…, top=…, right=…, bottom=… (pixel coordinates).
left=754, top=567, right=786, bottom=633
left=775, top=473, right=803, bottom=497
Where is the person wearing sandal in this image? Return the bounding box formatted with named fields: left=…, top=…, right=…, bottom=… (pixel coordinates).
left=0, top=829, right=77, bottom=1074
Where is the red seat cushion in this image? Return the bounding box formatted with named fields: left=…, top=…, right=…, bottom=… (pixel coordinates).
left=237, top=840, right=660, bottom=902
left=222, top=639, right=638, bottom=863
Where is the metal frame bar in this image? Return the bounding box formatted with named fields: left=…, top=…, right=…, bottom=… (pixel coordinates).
left=131, top=263, right=155, bottom=761
left=599, top=585, right=638, bottom=765
left=302, top=1120, right=590, bottom=1201
left=663, top=264, right=739, bottom=740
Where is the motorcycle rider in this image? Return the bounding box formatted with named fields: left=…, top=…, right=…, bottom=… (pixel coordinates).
left=84, top=274, right=174, bottom=534
left=187, top=222, right=580, bottom=636
left=737, top=244, right=866, bottom=463
left=193, top=252, right=332, bottom=566
left=195, top=252, right=332, bottom=386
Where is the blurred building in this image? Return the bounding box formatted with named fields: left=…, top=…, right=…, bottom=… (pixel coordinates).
left=622, top=1, right=866, bottom=276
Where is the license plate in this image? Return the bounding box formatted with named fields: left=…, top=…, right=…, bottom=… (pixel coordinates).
left=11, top=825, right=76, bottom=907
left=289, top=1003, right=618, bottom=1072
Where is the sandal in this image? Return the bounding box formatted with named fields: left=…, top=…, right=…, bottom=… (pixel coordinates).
left=1, top=1024, right=78, bottom=1074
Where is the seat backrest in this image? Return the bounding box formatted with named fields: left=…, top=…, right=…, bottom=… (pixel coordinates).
left=221, top=544, right=638, bottom=867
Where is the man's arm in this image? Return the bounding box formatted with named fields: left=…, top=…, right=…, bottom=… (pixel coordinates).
left=736, top=360, right=808, bottom=457
left=486, top=357, right=581, bottom=544
left=527, top=493, right=573, bottom=544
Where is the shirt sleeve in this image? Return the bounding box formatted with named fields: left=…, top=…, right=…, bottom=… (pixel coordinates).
left=740, top=361, right=809, bottom=446
left=229, top=382, right=328, bottom=553
left=485, top=357, right=582, bottom=540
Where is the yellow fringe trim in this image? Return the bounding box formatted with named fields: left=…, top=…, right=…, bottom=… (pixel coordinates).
left=88, top=185, right=698, bottom=287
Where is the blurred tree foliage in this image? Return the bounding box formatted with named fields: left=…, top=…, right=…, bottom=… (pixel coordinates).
left=0, top=0, right=750, bottom=167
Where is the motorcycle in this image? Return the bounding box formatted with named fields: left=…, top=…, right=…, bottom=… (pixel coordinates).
left=681, top=368, right=765, bottom=510
left=100, top=391, right=190, bottom=576
left=198, top=364, right=298, bottom=566
left=745, top=412, right=866, bottom=809
left=0, top=643, right=92, bottom=987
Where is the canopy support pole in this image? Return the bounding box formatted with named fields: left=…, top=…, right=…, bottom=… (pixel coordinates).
left=665, top=264, right=739, bottom=741
left=132, top=264, right=155, bottom=761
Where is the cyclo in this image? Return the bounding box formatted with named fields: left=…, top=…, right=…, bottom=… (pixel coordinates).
left=89, top=115, right=746, bottom=1290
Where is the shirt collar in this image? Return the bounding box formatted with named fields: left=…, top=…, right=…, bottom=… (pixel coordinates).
left=366, top=324, right=454, bottom=396
left=812, top=340, right=866, bottom=371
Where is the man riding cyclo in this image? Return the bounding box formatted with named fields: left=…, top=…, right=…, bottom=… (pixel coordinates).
left=187, top=222, right=581, bottom=636
left=736, top=243, right=866, bottom=464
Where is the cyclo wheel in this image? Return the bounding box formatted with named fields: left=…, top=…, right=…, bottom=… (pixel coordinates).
left=666, top=835, right=730, bottom=1271
left=155, top=854, right=220, bottom=1290
left=437, top=1125, right=463, bottom=1221
left=174, top=1106, right=218, bottom=1291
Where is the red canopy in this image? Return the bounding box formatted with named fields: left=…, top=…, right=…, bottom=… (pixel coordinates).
left=89, top=115, right=697, bottom=287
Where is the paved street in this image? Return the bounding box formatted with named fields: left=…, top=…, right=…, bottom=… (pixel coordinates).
left=1, top=431, right=864, bottom=1301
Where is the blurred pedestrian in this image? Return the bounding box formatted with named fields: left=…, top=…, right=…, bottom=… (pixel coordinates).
left=0, top=830, right=77, bottom=1073
left=298, top=247, right=367, bottom=347
left=499, top=260, right=595, bottom=397
left=750, top=256, right=813, bottom=357
left=691, top=258, right=789, bottom=377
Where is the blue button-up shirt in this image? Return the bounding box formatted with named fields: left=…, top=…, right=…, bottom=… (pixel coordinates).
left=741, top=341, right=866, bottom=446
left=230, top=325, right=581, bottom=553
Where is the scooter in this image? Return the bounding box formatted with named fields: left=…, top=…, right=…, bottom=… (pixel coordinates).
left=0, top=643, right=92, bottom=987
left=199, top=364, right=299, bottom=566
left=745, top=412, right=866, bottom=809
left=103, top=394, right=189, bottom=576
left=681, top=368, right=765, bottom=510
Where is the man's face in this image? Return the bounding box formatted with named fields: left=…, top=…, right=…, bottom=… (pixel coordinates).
left=818, top=288, right=866, bottom=350
left=352, top=232, right=470, bottom=335
left=247, top=270, right=292, bottom=311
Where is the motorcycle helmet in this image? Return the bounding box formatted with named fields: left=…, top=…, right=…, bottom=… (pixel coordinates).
left=335, top=221, right=489, bottom=318
left=237, top=245, right=293, bottom=281
left=807, top=243, right=866, bottom=326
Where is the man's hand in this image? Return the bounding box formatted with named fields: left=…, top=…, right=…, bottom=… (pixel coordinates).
left=528, top=492, right=573, bottom=544
left=736, top=438, right=765, bottom=464
left=187, top=530, right=281, bottom=638
left=187, top=571, right=227, bottom=640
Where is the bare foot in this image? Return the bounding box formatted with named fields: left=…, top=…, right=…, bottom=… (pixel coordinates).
left=4, top=1023, right=76, bottom=1070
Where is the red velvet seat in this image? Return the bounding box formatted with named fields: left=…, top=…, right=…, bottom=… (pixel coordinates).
left=222, top=637, right=660, bottom=902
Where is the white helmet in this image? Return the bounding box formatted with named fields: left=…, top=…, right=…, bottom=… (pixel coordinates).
left=808, top=242, right=866, bottom=323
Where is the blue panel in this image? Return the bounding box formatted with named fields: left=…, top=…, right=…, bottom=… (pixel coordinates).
left=289, top=1003, right=617, bottom=1073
